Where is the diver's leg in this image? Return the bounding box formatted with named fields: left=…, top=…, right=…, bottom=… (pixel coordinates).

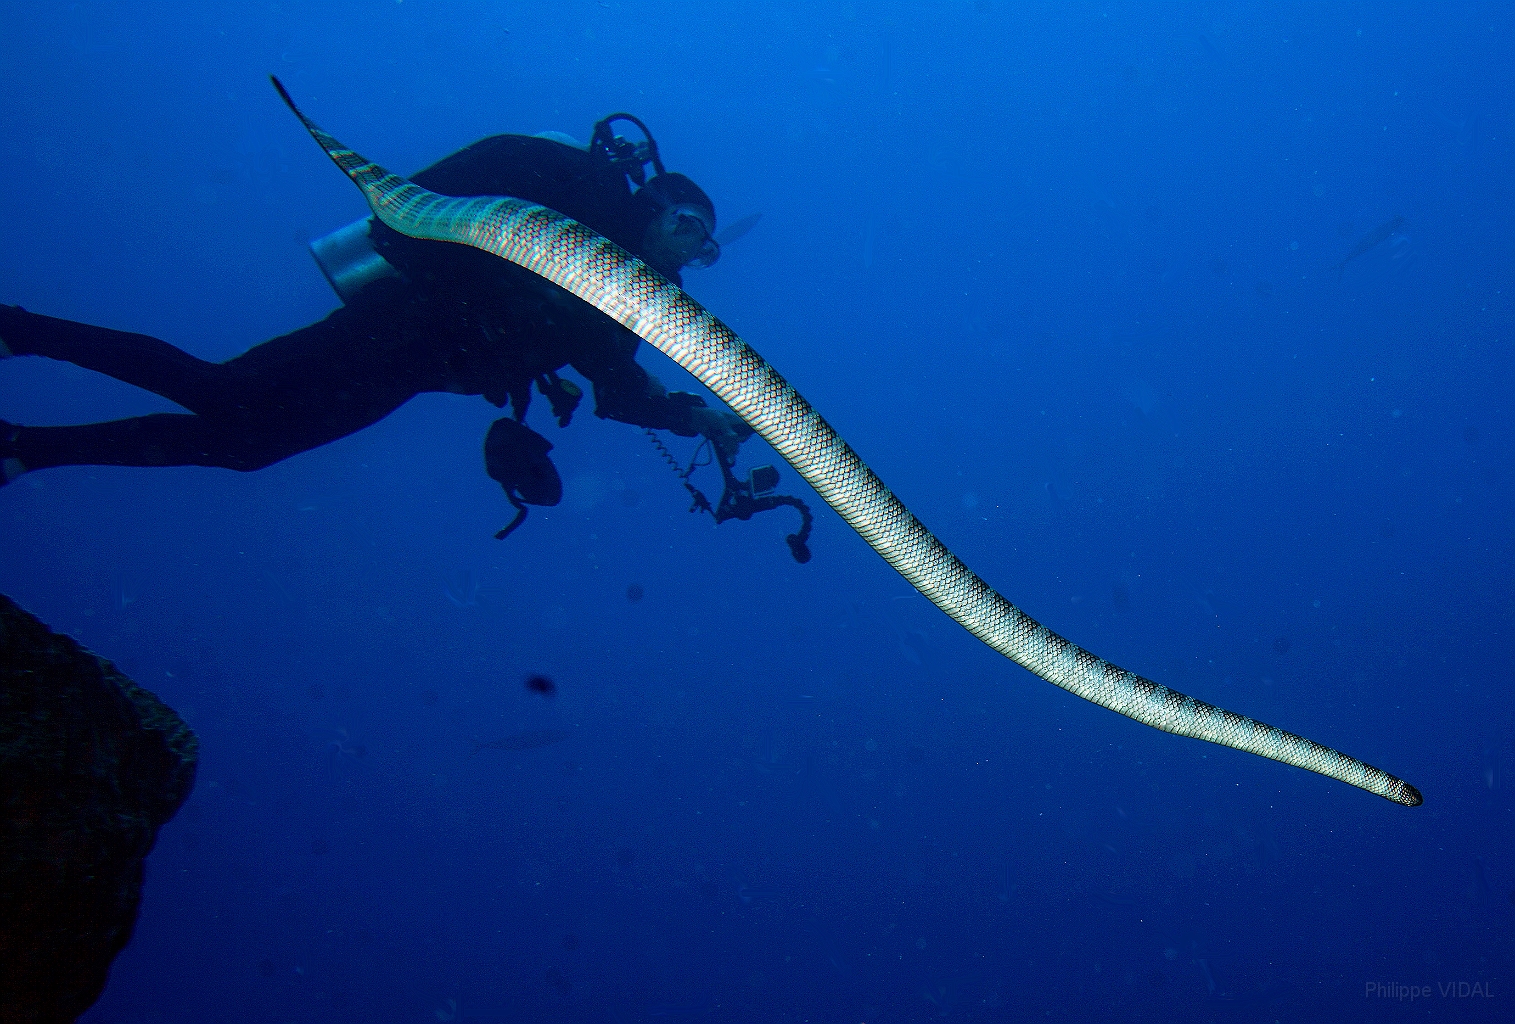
left=0, top=352, right=425, bottom=485
left=5, top=415, right=262, bottom=473
left=2, top=291, right=459, bottom=483
left=0, top=305, right=221, bottom=410
left=2, top=374, right=426, bottom=481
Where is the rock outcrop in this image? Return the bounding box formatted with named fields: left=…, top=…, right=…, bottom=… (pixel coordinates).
left=1, top=594, right=198, bottom=1024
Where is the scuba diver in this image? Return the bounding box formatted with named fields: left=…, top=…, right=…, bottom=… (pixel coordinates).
left=0, top=113, right=812, bottom=559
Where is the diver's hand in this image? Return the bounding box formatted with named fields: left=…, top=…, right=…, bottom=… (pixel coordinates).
left=688, top=407, right=753, bottom=462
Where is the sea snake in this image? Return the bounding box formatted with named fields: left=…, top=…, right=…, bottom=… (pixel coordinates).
left=273, top=79, right=1420, bottom=807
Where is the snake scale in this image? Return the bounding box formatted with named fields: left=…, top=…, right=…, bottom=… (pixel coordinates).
left=274, top=79, right=1419, bottom=807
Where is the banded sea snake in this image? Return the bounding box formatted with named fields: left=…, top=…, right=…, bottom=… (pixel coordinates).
left=274, top=79, right=1419, bottom=807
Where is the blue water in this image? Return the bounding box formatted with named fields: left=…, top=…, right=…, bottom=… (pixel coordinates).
left=2, top=2, right=1511, bottom=1020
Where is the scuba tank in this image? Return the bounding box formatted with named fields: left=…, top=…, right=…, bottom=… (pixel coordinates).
left=307, top=119, right=698, bottom=303
left=308, top=216, right=399, bottom=303
left=307, top=131, right=588, bottom=303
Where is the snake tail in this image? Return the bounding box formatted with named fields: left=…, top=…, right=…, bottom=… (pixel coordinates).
left=272, top=77, right=1420, bottom=807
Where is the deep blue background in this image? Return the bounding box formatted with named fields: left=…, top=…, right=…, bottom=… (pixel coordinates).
left=2, top=2, right=1511, bottom=1020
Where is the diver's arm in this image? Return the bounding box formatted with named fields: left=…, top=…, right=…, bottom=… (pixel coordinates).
left=569, top=326, right=701, bottom=434
left=572, top=325, right=752, bottom=459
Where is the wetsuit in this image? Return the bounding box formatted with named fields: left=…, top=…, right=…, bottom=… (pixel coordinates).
left=0, top=134, right=713, bottom=485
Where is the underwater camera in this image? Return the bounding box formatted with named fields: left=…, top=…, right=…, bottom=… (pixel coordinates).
left=749, top=464, right=780, bottom=498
